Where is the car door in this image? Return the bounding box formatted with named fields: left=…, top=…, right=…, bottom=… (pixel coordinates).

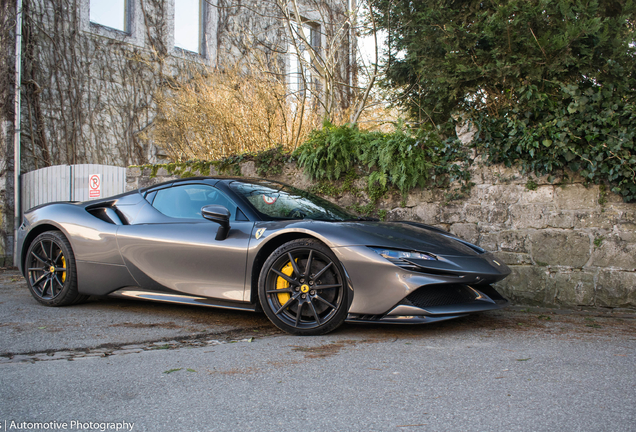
left=116, top=183, right=254, bottom=302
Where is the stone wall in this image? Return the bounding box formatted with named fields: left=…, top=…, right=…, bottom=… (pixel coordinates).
left=127, top=160, right=636, bottom=310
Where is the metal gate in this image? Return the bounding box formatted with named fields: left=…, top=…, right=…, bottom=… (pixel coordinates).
left=21, top=164, right=126, bottom=213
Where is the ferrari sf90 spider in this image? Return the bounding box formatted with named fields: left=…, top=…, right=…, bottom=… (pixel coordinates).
left=17, top=177, right=510, bottom=335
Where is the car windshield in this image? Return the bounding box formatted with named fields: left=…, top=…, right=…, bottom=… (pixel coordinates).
left=229, top=180, right=356, bottom=221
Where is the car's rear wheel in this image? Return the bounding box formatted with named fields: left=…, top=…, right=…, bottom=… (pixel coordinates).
left=258, top=239, right=348, bottom=336
left=25, top=231, right=88, bottom=306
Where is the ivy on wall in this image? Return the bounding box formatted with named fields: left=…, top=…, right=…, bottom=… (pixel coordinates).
left=370, top=0, right=636, bottom=202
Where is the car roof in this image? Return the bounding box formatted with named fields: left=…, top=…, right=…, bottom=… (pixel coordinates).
left=138, top=176, right=287, bottom=194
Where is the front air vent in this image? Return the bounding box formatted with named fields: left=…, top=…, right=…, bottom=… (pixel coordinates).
left=403, top=284, right=477, bottom=308
left=473, top=285, right=507, bottom=303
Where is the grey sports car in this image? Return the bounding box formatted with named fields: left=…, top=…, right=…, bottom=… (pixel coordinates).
left=17, top=177, right=511, bottom=335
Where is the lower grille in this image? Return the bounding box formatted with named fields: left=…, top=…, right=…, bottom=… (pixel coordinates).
left=404, top=284, right=477, bottom=308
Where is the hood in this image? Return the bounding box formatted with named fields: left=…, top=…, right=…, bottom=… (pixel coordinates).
left=329, top=221, right=483, bottom=257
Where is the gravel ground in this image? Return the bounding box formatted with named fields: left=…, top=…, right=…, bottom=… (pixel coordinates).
left=1, top=269, right=635, bottom=432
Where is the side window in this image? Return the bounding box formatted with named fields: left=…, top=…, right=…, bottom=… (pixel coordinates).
left=152, top=185, right=241, bottom=221
left=90, top=0, right=129, bottom=33
left=288, top=21, right=320, bottom=99
left=174, top=0, right=203, bottom=53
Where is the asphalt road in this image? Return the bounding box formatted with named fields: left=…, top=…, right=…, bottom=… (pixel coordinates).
left=1, top=269, right=635, bottom=432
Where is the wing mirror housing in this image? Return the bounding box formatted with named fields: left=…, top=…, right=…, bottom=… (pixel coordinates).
left=201, top=205, right=231, bottom=241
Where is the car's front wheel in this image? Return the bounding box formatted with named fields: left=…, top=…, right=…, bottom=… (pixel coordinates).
left=258, top=239, right=348, bottom=335
left=25, top=231, right=88, bottom=306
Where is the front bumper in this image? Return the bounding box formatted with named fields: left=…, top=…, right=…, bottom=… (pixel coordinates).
left=333, top=246, right=511, bottom=316
left=345, top=284, right=509, bottom=324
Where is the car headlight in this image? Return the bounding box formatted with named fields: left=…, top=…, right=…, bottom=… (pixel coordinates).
left=369, top=247, right=436, bottom=261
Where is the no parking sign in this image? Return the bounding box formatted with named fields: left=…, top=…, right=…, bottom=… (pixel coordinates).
left=89, top=174, right=101, bottom=198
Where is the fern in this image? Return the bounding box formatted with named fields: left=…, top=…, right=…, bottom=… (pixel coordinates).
left=295, top=121, right=467, bottom=197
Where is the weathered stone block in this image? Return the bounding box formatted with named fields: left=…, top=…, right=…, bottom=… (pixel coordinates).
left=240, top=161, right=257, bottom=177
left=476, top=232, right=499, bottom=251
left=406, top=189, right=433, bottom=207
left=546, top=211, right=575, bottom=229
left=617, top=208, right=636, bottom=225
left=438, top=204, right=465, bottom=224
left=476, top=165, right=526, bottom=185
left=464, top=205, right=489, bottom=223
left=498, top=230, right=530, bottom=253
left=414, top=203, right=438, bottom=224
left=510, top=204, right=556, bottom=229
left=450, top=223, right=478, bottom=244
left=573, top=210, right=619, bottom=229
left=386, top=207, right=413, bottom=221
left=495, top=252, right=533, bottom=265
left=618, top=223, right=636, bottom=233
left=471, top=185, right=523, bottom=204
left=127, top=167, right=141, bottom=177
left=488, top=206, right=509, bottom=224
left=279, top=165, right=314, bottom=190
left=456, top=119, right=477, bottom=145
left=596, top=271, right=636, bottom=308
left=547, top=271, right=596, bottom=306
left=555, top=184, right=599, bottom=210
left=530, top=230, right=591, bottom=268
left=379, top=193, right=403, bottom=209
left=518, top=186, right=554, bottom=204
left=590, top=232, right=636, bottom=271
left=153, top=167, right=167, bottom=176
left=494, top=265, right=549, bottom=305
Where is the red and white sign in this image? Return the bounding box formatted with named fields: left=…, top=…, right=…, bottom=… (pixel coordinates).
left=263, top=195, right=277, bottom=205
left=89, top=174, right=101, bottom=198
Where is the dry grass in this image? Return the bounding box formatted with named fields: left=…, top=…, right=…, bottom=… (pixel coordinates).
left=153, top=65, right=326, bottom=161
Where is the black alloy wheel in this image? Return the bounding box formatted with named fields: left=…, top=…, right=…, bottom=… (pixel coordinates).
left=25, top=231, right=88, bottom=306
left=258, top=239, right=349, bottom=335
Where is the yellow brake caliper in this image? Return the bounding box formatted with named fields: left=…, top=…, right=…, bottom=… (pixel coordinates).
left=276, top=261, right=295, bottom=304
left=61, top=256, right=67, bottom=282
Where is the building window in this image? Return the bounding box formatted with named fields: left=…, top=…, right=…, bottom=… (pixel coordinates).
left=175, top=0, right=203, bottom=54
left=90, top=0, right=129, bottom=33
left=289, top=21, right=320, bottom=99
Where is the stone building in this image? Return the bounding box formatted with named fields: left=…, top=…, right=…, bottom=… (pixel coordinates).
left=0, top=0, right=355, bottom=265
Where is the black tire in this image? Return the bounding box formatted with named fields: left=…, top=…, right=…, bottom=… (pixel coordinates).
left=258, top=238, right=349, bottom=336
left=24, top=231, right=89, bottom=306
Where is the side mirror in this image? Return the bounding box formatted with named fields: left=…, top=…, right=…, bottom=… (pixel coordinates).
left=201, top=205, right=231, bottom=241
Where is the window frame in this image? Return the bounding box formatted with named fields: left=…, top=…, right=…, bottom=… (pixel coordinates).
left=288, top=19, right=321, bottom=100
left=80, top=0, right=144, bottom=47
left=89, top=0, right=131, bottom=34
left=173, top=0, right=204, bottom=55
left=169, top=0, right=218, bottom=63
